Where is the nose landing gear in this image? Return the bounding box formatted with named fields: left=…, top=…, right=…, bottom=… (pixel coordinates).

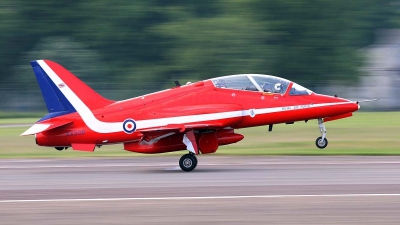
left=316, top=118, right=328, bottom=149
left=316, top=136, right=328, bottom=149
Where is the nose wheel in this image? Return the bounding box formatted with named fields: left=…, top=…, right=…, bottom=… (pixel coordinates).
left=179, top=153, right=198, bottom=172
left=316, top=136, right=328, bottom=149
left=316, top=118, right=328, bottom=149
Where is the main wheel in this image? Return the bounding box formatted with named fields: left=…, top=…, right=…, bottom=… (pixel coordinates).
left=315, top=137, right=328, bottom=149
left=179, top=154, right=197, bottom=172
left=55, top=147, right=64, bottom=151
left=192, top=154, right=198, bottom=167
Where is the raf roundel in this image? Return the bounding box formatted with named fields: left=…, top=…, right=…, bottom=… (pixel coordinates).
left=123, top=119, right=137, bottom=134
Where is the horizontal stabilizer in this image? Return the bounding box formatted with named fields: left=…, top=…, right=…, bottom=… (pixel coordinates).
left=20, top=120, right=73, bottom=136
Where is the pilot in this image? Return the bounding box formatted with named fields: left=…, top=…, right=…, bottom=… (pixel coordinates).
left=245, top=85, right=258, bottom=91
left=261, top=82, right=274, bottom=93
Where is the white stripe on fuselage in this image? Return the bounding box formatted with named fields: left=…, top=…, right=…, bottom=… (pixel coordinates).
left=38, top=60, right=352, bottom=134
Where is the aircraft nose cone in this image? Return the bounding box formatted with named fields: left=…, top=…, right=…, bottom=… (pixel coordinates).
left=345, top=100, right=360, bottom=112
left=348, top=99, right=360, bottom=111
left=324, top=98, right=360, bottom=116
left=348, top=101, right=360, bottom=112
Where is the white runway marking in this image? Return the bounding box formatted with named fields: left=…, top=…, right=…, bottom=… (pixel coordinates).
left=1, top=193, right=400, bottom=203
left=247, top=161, right=400, bottom=165
left=163, top=166, right=181, bottom=171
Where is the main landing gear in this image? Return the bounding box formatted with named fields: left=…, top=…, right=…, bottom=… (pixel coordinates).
left=179, top=130, right=199, bottom=172
left=316, top=118, right=328, bottom=149
left=179, top=153, right=198, bottom=172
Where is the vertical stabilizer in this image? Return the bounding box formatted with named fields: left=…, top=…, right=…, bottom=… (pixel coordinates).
left=31, top=60, right=114, bottom=121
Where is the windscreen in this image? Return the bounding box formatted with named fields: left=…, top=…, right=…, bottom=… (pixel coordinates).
left=289, top=83, right=313, bottom=95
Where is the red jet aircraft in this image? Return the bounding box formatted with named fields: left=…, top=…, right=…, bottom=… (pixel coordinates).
left=22, top=60, right=361, bottom=171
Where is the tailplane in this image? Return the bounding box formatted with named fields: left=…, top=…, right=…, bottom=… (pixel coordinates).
left=31, top=60, right=114, bottom=121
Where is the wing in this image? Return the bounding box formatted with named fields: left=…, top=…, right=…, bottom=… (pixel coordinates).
left=127, top=104, right=244, bottom=154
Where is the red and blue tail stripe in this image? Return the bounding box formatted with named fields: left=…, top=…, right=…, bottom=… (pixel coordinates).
left=31, top=61, right=77, bottom=122
left=31, top=60, right=114, bottom=122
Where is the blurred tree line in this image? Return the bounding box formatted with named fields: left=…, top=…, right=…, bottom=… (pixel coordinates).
left=1, top=0, right=399, bottom=102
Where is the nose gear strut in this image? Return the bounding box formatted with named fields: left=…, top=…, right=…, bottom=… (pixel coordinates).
left=316, top=118, right=328, bottom=149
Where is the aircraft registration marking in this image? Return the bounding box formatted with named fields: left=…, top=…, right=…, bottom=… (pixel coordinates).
left=65, top=130, right=85, bottom=136
left=282, top=104, right=311, bottom=111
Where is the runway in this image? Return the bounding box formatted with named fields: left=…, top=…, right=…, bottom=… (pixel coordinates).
left=2, top=156, right=400, bottom=224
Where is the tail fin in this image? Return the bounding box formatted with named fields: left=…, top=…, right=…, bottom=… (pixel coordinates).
left=31, top=60, right=114, bottom=121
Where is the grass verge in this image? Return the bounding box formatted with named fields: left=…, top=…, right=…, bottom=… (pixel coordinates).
left=0, top=112, right=399, bottom=158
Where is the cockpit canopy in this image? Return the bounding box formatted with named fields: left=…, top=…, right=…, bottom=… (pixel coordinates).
left=211, top=74, right=312, bottom=96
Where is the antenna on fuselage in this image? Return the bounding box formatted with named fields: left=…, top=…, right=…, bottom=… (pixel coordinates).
left=174, top=81, right=181, bottom=87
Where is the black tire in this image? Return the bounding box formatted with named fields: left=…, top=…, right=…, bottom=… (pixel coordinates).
left=192, top=154, right=198, bottom=168
left=55, top=147, right=64, bottom=151
left=315, top=137, right=328, bottom=149
left=179, top=154, right=197, bottom=172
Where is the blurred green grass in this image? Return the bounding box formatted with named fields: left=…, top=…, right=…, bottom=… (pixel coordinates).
left=0, top=118, right=38, bottom=124
left=0, top=111, right=46, bottom=119
left=0, top=112, right=399, bottom=158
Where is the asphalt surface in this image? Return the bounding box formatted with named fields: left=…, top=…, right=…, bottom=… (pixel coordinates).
left=1, top=156, right=400, bottom=224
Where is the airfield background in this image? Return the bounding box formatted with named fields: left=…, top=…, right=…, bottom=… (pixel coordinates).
left=2, top=3, right=400, bottom=224
left=0, top=1, right=400, bottom=114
